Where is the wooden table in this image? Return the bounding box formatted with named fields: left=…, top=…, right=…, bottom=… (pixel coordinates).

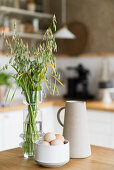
left=0, top=146, right=114, bottom=170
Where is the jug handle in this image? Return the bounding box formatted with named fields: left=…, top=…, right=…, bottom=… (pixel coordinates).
left=57, top=107, right=65, bottom=127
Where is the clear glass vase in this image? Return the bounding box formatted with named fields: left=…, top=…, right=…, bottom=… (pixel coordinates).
left=21, top=91, right=43, bottom=158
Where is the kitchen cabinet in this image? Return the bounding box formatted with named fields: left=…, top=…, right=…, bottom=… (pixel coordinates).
left=87, top=110, right=113, bottom=148
left=41, top=106, right=63, bottom=134
left=0, top=114, right=4, bottom=151
left=0, top=105, right=114, bottom=151
left=41, top=106, right=56, bottom=133
left=0, top=110, right=23, bottom=151
left=111, top=113, right=114, bottom=148
left=0, top=107, right=58, bottom=151
left=0, top=106, right=62, bottom=151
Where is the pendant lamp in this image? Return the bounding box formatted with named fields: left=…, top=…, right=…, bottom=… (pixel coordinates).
left=55, top=0, right=75, bottom=39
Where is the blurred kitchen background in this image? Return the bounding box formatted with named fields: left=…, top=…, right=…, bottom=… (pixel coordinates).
left=1, top=0, right=114, bottom=102
left=0, top=0, right=114, bottom=151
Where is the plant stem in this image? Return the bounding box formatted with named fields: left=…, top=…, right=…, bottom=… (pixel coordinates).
left=22, top=91, right=40, bottom=157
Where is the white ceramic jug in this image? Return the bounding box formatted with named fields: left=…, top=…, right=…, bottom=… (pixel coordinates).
left=57, top=101, right=91, bottom=158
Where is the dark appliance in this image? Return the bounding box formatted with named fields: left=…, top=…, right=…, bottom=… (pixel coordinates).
left=64, top=64, right=94, bottom=100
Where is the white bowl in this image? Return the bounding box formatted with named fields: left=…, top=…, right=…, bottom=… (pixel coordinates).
left=34, top=140, right=70, bottom=168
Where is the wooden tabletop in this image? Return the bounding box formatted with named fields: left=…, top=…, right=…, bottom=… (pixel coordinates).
left=0, top=146, right=114, bottom=170
left=0, top=98, right=114, bottom=113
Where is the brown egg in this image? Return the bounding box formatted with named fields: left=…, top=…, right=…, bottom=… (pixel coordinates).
left=44, top=132, right=56, bottom=142
left=50, top=139, right=64, bottom=145
left=39, top=141, right=50, bottom=146
left=55, top=134, right=65, bottom=142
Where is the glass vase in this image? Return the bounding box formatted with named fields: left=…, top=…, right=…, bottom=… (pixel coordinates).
left=21, top=91, right=43, bottom=158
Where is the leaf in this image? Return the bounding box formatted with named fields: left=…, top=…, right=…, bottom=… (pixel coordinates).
left=18, top=72, right=25, bottom=77
left=51, top=75, right=64, bottom=86
left=1, top=31, right=5, bottom=38
left=9, top=57, right=13, bottom=64
left=27, top=72, right=35, bottom=90
left=5, top=80, right=12, bottom=104
left=11, top=65, right=18, bottom=72
left=39, top=68, right=45, bottom=83
left=47, top=63, right=55, bottom=73
left=44, top=79, right=51, bottom=95
left=0, top=67, right=4, bottom=72
left=10, top=87, right=17, bottom=105
left=53, top=79, right=56, bottom=95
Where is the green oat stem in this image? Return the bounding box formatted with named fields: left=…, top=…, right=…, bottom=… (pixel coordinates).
left=1, top=15, right=63, bottom=156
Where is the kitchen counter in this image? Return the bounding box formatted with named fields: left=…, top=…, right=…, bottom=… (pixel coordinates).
left=0, top=146, right=114, bottom=170
left=0, top=98, right=114, bottom=113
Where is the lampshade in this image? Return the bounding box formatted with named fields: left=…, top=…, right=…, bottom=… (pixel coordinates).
left=55, top=26, right=75, bottom=39
left=54, top=0, right=76, bottom=39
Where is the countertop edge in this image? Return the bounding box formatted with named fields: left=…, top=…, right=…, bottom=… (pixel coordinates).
left=0, top=99, right=114, bottom=113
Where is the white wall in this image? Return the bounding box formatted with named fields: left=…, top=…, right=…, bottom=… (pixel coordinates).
left=1, top=55, right=114, bottom=100
left=56, top=56, right=114, bottom=98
